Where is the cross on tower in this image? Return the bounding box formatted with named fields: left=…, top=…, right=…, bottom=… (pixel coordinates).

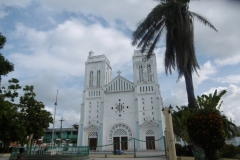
left=117, top=71, right=121, bottom=76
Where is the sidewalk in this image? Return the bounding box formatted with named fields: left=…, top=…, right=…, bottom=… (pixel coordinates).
left=0, top=153, right=10, bottom=160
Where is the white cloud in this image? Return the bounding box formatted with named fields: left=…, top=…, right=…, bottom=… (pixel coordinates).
left=190, top=1, right=240, bottom=66
left=10, top=19, right=135, bottom=78
left=0, top=8, right=8, bottom=19
left=193, top=61, right=217, bottom=88
left=156, top=48, right=165, bottom=75
left=0, top=0, right=32, bottom=8
left=37, top=0, right=157, bottom=28
left=4, top=18, right=136, bottom=127
left=215, top=75, right=240, bottom=84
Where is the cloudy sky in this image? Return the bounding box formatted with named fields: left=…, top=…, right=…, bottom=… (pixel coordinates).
left=1, top=0, right=240, bottom=128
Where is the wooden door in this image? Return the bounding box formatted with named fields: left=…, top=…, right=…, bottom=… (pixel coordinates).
left=89, top=138, right=97, bottom=150
left=113, top=137, right=120, bottom=150
left=121, top=137, right=128, bottom=150
left=146, top=136, right=155, bottom=150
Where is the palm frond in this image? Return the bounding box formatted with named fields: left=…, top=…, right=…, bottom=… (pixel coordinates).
left=132, top=3, right=167, bottom=46
left=190, top=11, right=218, bottom=32
left=146, top=24, right=165, bottom=58
left=138, top=18, right=166, bottom=53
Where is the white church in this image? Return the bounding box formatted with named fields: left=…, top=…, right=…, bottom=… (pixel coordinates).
left=77, top=50, right=165, bottom=151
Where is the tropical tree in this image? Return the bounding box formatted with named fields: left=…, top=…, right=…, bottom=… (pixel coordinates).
left=173, top=90, right=239, bottom=159
left=172, top=106, right=193, bottom=145
left=0, top=33, right=14, bottom=81
left=195, top=89, right=239, bottom=139
left=132, top=0, right=217, bottom=108
left=0, top=78, right=24, bottom=151
left=0, top=81, right=53, bottom=152
left=18, top=85, right=53, bottom=151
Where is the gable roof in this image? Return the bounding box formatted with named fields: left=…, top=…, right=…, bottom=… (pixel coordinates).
left=84, top=124, right=100, bottom=131
left=140, top=120, right=159, bottom=129
left=105, top=74, right=134, bottom=93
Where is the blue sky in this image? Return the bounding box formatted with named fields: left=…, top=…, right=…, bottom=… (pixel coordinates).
left=1, top=0, right=240, bottom=128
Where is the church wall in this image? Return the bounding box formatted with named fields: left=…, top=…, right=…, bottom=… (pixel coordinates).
left=102, top=91, right=136, bottom=149
left=136, top=94, right=162, bottom=125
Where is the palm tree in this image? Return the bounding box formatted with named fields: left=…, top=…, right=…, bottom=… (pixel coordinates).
left=132, top=0, right=217, bottom=108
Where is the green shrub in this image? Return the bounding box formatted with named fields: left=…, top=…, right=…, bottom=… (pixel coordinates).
left=175, top=143, right=182, bottom=156
left=181, top=145, right=194, bottom=156
left=187, top=112, right=225, bottom=160
left=175, top=144, right=194, bottom=156
left=220, top=144, right=240, bottom=158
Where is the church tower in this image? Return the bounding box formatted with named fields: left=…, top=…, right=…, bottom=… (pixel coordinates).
left=78, top=51, right=112, bottom=147
left=132, top=50, right=164, bottom=150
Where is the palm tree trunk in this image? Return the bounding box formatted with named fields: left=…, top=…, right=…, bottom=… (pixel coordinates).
left=183, top=70, right=197, bottom=108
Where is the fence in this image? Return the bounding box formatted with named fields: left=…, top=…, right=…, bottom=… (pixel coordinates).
left=9, top=146, right=89, bottom=160
left=135, top=137, right=166, bottom=158
left=88, top=137, right=166, bottom=158
left=9, top=137, right=166, bottom=159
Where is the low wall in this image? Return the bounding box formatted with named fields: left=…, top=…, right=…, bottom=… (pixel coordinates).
left=177, top=157, right=194, bottom=160
left=89, top=153, right=134, bottom=158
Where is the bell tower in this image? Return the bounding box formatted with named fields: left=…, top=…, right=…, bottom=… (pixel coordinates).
left=132, top=50, right=164, bottom=149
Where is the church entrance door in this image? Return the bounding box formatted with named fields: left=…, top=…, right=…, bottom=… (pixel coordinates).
left=113, top=137, right=128, bottom=150
left=121, top=137, right=128, bottom=150
left=146, top=136, right=155, bottom=150
left=113, top=137, right=120, bottom=150
left=89, top=138, right=97, bottom=150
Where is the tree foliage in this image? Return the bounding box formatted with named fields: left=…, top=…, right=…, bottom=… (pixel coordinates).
left=132, top=0, right=217, bottom=108
left=0, top=79, right=25, bottom=151
left=0, top=79, right=53, bottom=151
left=173, top=89, right=239, bottom=160
left=19, top=85, right=53, bottom=141
left=0, top=33, right=14, bottom=77
left=172, top=106, right=193, bottom=145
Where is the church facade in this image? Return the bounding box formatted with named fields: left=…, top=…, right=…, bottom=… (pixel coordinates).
left=77, top=50, right=165, bottom=151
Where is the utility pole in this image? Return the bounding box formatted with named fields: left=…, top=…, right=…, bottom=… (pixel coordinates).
left=51, top=90, right=58, bottom=146
left=59, top=117, right=64, bottom=140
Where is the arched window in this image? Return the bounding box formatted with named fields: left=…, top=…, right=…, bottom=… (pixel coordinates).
left=89, top=132, right=98, bottom=138
left=114, top=129, right=127, bottom=136
left=89, top=71, right=93, bottom=87
left=139, top=65, right=144, bottom=82
left=146, top=130, right=154, bottom=135
left=147, top=64, right=152, bottom=81
left=97, top=70, right=100, bottom=87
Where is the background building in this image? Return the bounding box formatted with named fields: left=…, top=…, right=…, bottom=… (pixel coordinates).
left=43, top=128, right=78, bottom=144
left=77, top=50, right=165, bottom=151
